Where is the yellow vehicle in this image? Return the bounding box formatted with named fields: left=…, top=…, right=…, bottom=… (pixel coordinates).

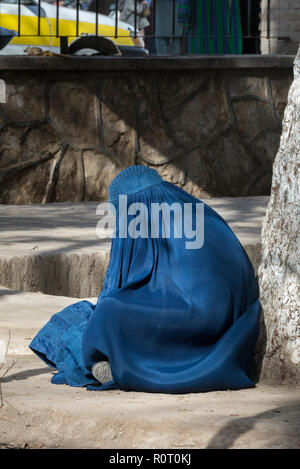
left=0, top=0, right=148, bottom=55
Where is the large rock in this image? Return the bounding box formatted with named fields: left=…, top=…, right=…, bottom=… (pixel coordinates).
left=53, top=148, right=83, bottom=202
left=83, top=150, right=118, bottom=200
left=2, top=79, right=46, bottom=124
left=232, top=99, right=278, bottom=139
left=100, top=79, right=136, bottom=168
left=0, top=158, right=54, bottom=204
left=48, top=82, right=99, bottom=149
left=0, top=124, right=62, bottom=204
left=258, top=47, right=300, bottom=384
left=168, top=80, right=229, bottom=148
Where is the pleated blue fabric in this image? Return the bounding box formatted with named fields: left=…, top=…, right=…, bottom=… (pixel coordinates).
left=30, top=165, right=260, bottom=392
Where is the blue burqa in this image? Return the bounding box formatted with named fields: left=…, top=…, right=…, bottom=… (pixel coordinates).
left=30, top=165, right=260, bottom=393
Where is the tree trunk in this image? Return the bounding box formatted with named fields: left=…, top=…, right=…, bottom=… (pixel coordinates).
left=258, top=46, right=300, bottom=384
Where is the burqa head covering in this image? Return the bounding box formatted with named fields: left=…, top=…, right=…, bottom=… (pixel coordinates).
left=30, top=166, right=260, bottom=391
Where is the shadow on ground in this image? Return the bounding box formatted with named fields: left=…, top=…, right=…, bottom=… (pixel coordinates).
left=205, top=401, right=300, bottom=448
left=1, top=366, right=52, bottom=383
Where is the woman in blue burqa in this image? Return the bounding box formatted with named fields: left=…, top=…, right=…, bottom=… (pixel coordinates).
left=30, top=165, right=260, bottom=393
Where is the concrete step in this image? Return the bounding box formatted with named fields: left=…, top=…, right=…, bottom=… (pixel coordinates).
left=0, top=287, right=96, bottom=356
left=0, top=198, right=300, bottom=450
left=0, top=355, right=299, bottom=448
left=0, top=214, right=299, bottom=449
left=0, top=197, right=269, bottom=298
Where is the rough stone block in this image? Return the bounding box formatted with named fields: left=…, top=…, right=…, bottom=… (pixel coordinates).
left=1, top=79, right=46, bottom=124
left=0, top=158, right=54, bottom=204
left=83, top=149, right=119, bottom=200
left=228, top=76, right=268, bottom=99
left=49, top=82, right=99, bottom=150
left=232, top=99, right=278, bottom=139
left=53, top=148, right=84, bottom=202
left=168, top=81, right=229, bottom=148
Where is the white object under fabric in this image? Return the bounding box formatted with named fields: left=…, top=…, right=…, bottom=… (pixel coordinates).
left=92, top=361, right=113, bottom=383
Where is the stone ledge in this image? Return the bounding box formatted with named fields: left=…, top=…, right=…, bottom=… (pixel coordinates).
left=0, top=54, right=295, bottom=71
left=0, top=197, right=269, bottom=298
left=0, top=355, right=299, bottom=448
left=0, top=287, right=97, bottom=355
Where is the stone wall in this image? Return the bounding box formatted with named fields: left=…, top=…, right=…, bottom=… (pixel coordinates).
left=260, top=0, right=300, bottom=54
left=0, top=56, right=293, bottom=204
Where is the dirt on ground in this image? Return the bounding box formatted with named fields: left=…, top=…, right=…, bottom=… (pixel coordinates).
left=0, top=356, right=299, bottom=449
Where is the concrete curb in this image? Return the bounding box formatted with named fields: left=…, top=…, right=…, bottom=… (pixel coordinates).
left=0, top=55, right=294, bottom=71
left=0, top=356, right=299, bottom=449
left=0, top=197, right=269, bottom=298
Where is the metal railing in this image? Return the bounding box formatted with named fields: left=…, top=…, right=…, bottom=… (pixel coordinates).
left=0, top=0, right=291, bottom=55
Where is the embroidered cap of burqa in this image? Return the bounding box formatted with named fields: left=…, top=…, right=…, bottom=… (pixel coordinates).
left=80, top=165, right=261, bottom=392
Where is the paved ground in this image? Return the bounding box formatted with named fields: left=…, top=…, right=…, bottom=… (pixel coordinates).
left=2, top=196, right=298, bottom=449
left=0, top=356, right=299, bottom=449
left=0, top=197, right=269, bottom=298
left=0, top=287, right=96, bottom=356
left=0, top=286, right=299, bottom=449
